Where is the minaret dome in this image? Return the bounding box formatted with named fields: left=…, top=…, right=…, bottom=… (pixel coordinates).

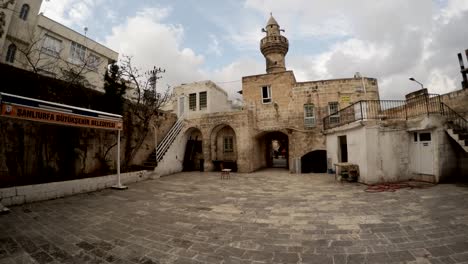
left=260, top=14, right=289, bottom=73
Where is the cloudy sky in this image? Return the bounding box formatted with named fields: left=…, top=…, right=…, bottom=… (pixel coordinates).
left=40, top=0, right=468, bottom=100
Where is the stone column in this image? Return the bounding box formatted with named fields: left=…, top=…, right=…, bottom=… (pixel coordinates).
left=202, top=130, right=213, bottom=172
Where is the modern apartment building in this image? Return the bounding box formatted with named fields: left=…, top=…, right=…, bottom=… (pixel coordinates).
left=0, top=0, right=118, bottom=91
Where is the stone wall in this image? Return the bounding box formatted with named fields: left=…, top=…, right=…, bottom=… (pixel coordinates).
left=440, top=88, right=468, bottom=117
left=241, top=71, right=380, bottom=172
left=0, top=112, right=176, bottom=188
left=0, top=119, right=116, bottom=187
left=130, top=113, right=177, bottom=167
left=185, top=110, right=254, bottom=172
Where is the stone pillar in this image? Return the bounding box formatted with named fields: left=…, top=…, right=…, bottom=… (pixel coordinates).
left=202, top=131, right=213, bottom=172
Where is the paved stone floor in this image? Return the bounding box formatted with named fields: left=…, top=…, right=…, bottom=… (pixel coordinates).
left=1, top=169, right=468, bottom=264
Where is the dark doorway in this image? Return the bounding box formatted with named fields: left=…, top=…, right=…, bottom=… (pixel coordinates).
left=265, top=132, right=289, bottom=169
left=183, top=129, right=203, bottom=171
left=301, top=150, right=327, bottom=173
left=339, top=136, right=348, bottom=162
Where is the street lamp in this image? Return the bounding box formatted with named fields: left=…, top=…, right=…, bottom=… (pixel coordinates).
left=409, top=77, right=424, bottom=89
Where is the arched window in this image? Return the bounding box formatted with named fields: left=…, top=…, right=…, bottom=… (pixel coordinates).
left=19, top=4, right=29, bottom=20
left=6, top=44, right=17, bottom=63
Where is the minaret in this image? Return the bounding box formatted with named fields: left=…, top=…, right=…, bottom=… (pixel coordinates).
left=260, top=14, right=289, bottom=73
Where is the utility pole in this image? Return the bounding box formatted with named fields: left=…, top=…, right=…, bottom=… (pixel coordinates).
left=458, top=51, right=468, bottom=89
left=147, top=67, right=165, bottom=166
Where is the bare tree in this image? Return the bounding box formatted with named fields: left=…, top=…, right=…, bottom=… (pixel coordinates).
left=13, top=29, right=61, bottom=76
left=59, top=40, right=105, bottom=89
left=119, top=55, right=172, bottom=167
left=3, top=17, right=104, bottom=89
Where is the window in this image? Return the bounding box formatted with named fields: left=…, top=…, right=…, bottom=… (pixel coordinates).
left=70, top=42, right=86, bottom=64
left=19, top=4, right=29, bottom=20
left=87, top=53, right=101, bottom=70
left=42, top=35, right=61, bottom=57
left=304, top=104, right=315, bottom=128
left=189, top=93, right=196, bottom=111
left=223, top=136, right=233, bottom=152
left=328, top=102, right=340, bottom=124
left=261, top=85, right=271, bottom=104
left=199, top=91, right=207, bottom=110
left=5, top=44, right=16, bottom=63
left=419, top=133, right=431, bottom=142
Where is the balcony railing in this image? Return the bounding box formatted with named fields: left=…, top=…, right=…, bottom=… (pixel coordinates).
left=322, top=94, right=453, bottom=130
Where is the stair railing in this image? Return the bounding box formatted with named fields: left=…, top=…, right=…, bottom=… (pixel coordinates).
left=440, top=103, right=468, bottom=131
left=156, top=114, right=185, bottom=162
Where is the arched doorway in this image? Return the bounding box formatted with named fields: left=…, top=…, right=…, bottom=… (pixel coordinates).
left=210, top=124, right=237, bottom=171
left=183, top=128, right=203, bottom=171
left=263, top=131, right=289, bottom=169
left=301, top=150, right=327, bottom=173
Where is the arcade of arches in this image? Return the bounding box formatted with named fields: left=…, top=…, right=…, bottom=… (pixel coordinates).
left=180, top=119, right=327, bottom=173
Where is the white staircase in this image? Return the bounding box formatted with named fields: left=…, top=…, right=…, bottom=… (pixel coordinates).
left=156, top=115, right=185, bottom=162
left=446, top=128, right=468, bottom=153
left=442, top=103, right=468, bottom=153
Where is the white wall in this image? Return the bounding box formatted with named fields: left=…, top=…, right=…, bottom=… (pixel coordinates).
left=326, top=124, right=368, bottom=180
left=0, top=170, right=152, bottom=206
left=153, top=128, right=187, bottom=177
left=172, top=81, right=233, bottom=119
left=368, top=128, right=410, bottom=183
left=326, top=123, right=411, bottom=184
left=435, top=128, right=458, bottom=182
left=326, top=115, right=465, bottom=184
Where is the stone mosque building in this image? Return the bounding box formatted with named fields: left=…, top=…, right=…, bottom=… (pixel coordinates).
left=155, top=15, right=380, bottom=176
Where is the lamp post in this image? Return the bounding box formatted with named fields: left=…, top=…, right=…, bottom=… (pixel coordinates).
left=409, top=77, right=424, bottom=90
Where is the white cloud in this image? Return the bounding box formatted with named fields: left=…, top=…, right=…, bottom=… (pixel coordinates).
left=243, top=0, right=467, bottom=99
left=211, top=57, right=264, bottom=99
left=104, top=7, right=205, bottom=90
left=207, top=34, right=222, bottom=56
left=39, top=0, right=468, bottom=102
left=436, top=0, right=468, bottom=23
left=40, top=0, right=96, bottom=27
left=102, top=6, right=266, bottom=100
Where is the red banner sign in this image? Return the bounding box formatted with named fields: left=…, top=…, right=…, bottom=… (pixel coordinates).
left=1, top=104, right=123, bottom=130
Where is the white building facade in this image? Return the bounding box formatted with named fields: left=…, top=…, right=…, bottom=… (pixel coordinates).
left=0, top=0, right=118, bottom=91
left=171, top=80, right=236, bottom=119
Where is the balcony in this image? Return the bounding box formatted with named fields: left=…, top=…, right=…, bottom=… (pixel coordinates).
left=322, top=94, right=452, bottom=130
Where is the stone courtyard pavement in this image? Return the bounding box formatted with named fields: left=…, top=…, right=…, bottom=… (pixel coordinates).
left=1, top=170, right=468, bottom=264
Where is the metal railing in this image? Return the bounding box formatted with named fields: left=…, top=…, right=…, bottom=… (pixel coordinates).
left=323, top=100, right=407, bottom=130
left=323, top=94, right=465, bottom=130
left=156, top=114, right=185, bottom=162
left=441, top=103, right=468, bottom=131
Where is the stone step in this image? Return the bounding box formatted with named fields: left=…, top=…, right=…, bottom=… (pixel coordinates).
left=446, top=128, right=468, bottom=153
left=458, top=133, right=468, bottom=140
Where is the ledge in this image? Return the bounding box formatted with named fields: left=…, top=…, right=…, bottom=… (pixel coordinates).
left=0, top=170, right=155, bottom=206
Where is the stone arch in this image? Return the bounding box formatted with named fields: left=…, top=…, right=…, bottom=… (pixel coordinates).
left=182, top=127, right=203, bottom=171
left=210, top=124, right=238, bottom=171
left=254, top=130, right=289, bottom=170
left=301, top=149, right=327, bottom=173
